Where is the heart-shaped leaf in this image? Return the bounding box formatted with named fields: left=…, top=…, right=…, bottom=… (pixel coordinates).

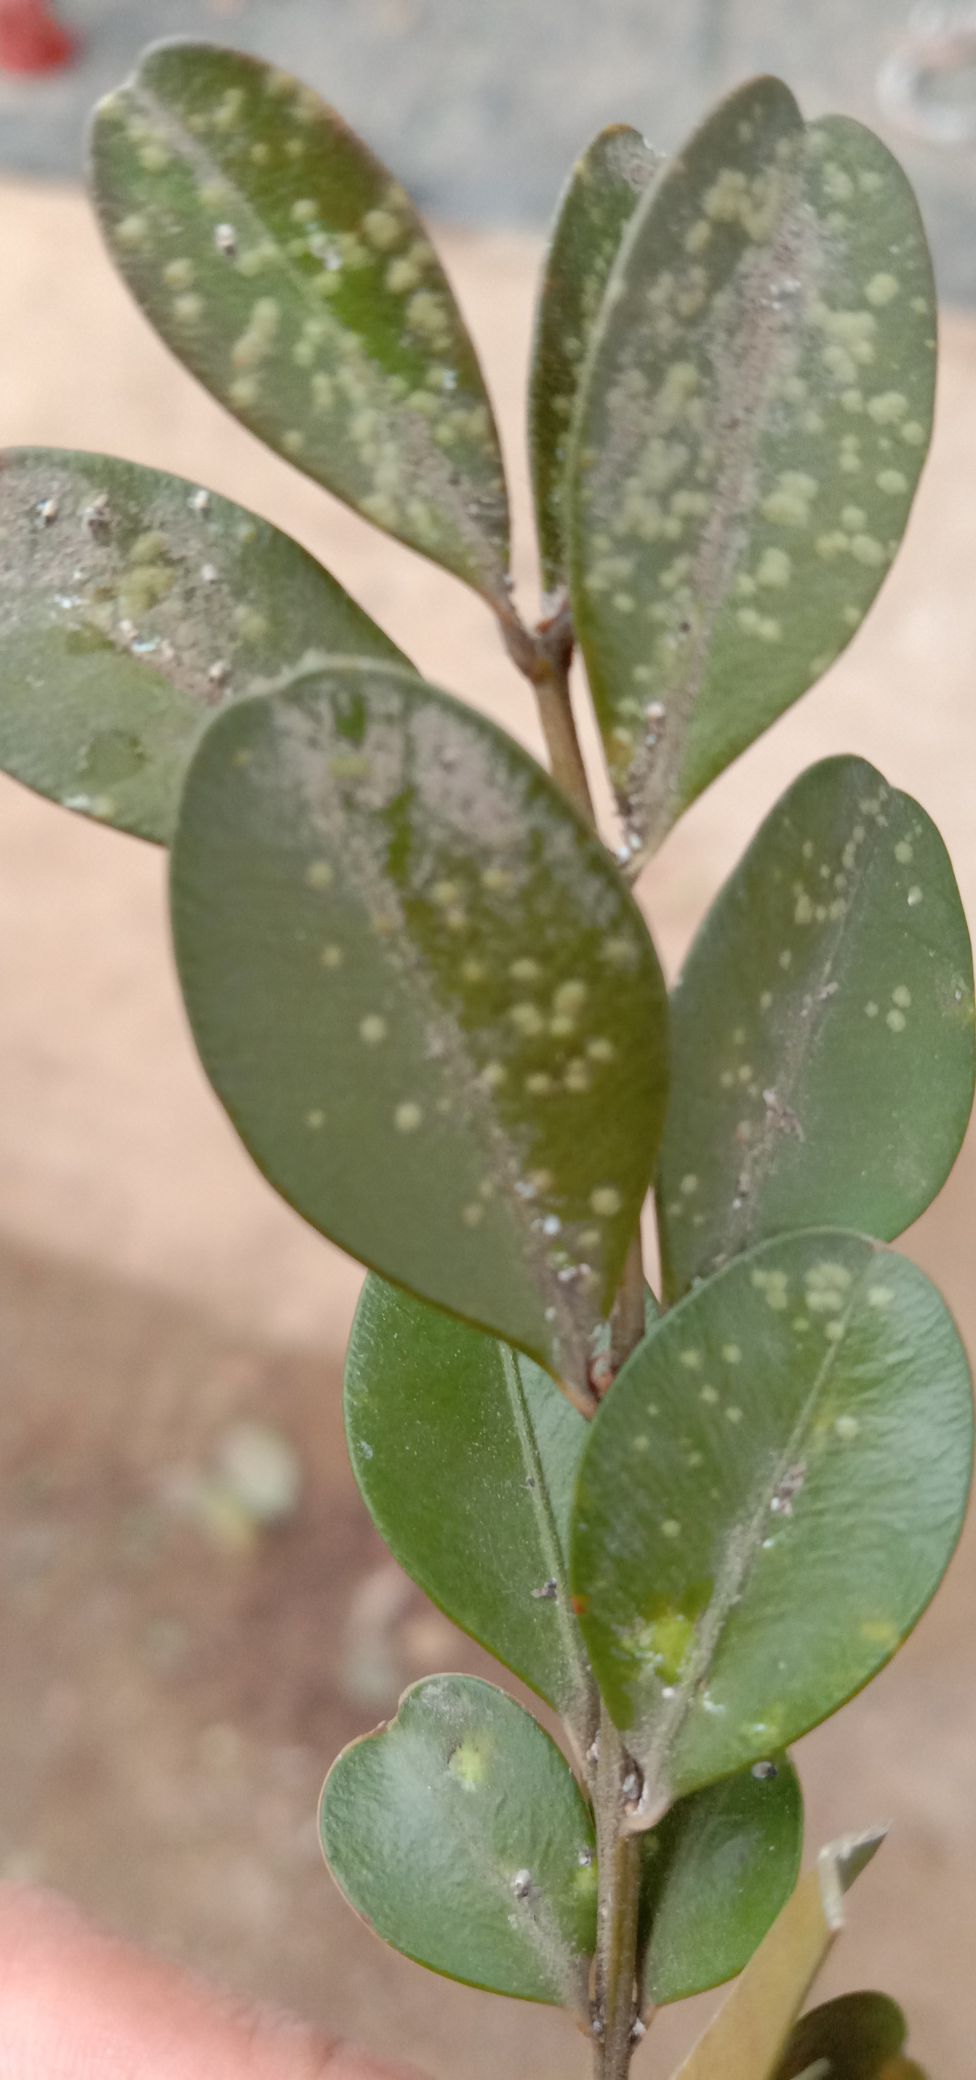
left=345, top=1273, right=594, bottom=1739
left=91, top=43, right=510, bottom=604
left=774, top=1991, right=919, bottom=2079
left=171, top=660, right=668, bottom=1387
left=0, top=447, right=402, bottom=842
left=529, top=125, right=661, bottom=592
left=571, top=1231, right=972, bottom=1815
left=319, top=1674, right=597, bottom=2006
left=568, top=78, right=936, bottom=862
left=642, top=1756, right=802, bottom=2007
left=658, top=757, right=975, bottom=1297
left=676, top=1831, right=884, bottom=2080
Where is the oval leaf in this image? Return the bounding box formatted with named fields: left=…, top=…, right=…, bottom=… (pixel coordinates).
left=572, top=1232, right=972, bottom=1813
left=658, top=758, right=975, bottom=1297
left=345, top=1274, right=594, bottom=1736
left=568, top=78, right=936, bottom=861
left=170, top=659, right=668, bottom=1386
left=319, top=1674, right=596, bottom=2005
left=642, top=1756, right=803, bottom=2007
left=775, top=1991, right=915, bottom=2079
left=91, top=43, right=510, bottom=603
left=0, top=446, right=401, bottom=842
left=676, top=1831, right=885, bottom=2080
left=529, top=126, right=661, bottom=592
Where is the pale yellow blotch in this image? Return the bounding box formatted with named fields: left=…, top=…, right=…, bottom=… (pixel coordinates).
left=661, top=1519, right=681, bottom=1540
left=320, top=945, right=344, bottom=969
left=866, top=272, right=899, bottom=307
left=479, top=1062, right=506, bottom=1091
left=894, top=838, right=913, bottom=864
left=362, top=208, right=402, bottom=252
left=164, top=258, right=195, bottom=291
left=394, top=1101, right=423, bottom=1133
left=305, top=861, right=334, bottom=889
left=116, top=213, right=148, bottom=249
left=725, top=1406, right=743, bottom=1423
left=867, top=1285, right=894, bottom=1308
left=564, top=1060, right=591, bottom=1093
left=590, top=1186, right=623, bottom=1218
left=359, top=1015, right=387, bottom=1046
left=587, top=1037, right=616, bottom=1064
left=835, top=1413, right=860, bottom=1440
left=700, top=1384, right=719, bottom=1406
left=861, top=1618, right=899, bottom=1649
left=305, top=1108, right=325, bottom=1130
left=448, top=1739, right=488, bottom=1787
left=553, top=979, right=588, bottom=1017
left=510, top=958, right=541, bottom=983
left=886, top=1008, right=907, bottom=1032
left=510, top=1003, right=545, bottom=1038
left=481, top=866, right=514, bottom=894
left=756, top=546, right=792, bottom=589
left=462, top=1203, right=484, bottom=1228
left=525, top=1072, right=553, bottom=1096
left=892, top=985, right=912, bottom=1008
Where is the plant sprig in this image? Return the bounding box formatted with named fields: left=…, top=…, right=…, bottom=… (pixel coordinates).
left=0, top=38, right=968, bottom=2080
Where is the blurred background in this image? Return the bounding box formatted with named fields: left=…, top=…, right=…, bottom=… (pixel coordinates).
left=1, top=2, right=975, bottom=2075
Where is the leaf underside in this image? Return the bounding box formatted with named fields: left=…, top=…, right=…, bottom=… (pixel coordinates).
left=529, top=124, right=662, bottom=592
left=170, top=660, right=669, bottom=1385
left=568, top=76, right=936, bottom=861
left=0, top=446, right=400, bottom=842
left=658, top=756, right=975, bottom=1297
left=642, top=1755, right=803, bottom=2006
left=91, top=41, right=510, bottom=602
left=319, top=1674, right=596, bottom=2006
left=345, top=1273, right=593, bottom=1731
left=572, top=1230, right=972, bottom=1811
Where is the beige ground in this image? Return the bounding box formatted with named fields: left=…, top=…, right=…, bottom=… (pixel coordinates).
left=1, top=178, right=975, bottom=2077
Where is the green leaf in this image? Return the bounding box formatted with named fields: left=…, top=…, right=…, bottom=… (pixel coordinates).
left=642, top=1756, right=803, bottom=2006
left=91, top=43, right=510, bottom=604
left=319, top=1674, right=596, bottom=2006
left=571, top=1231, right=972, bottom=1816
left=774, top=1991, right=917, bottom=2079
left=345, top=1274, right=594, bottom=1737
left=529, top=126, right=661, bottom=592
left=0, top=447, right=401, bottom=843
left=171, top=659, right=668, bottom=1386
left=676, top=1831, right=884, bottom=2080
left=568, top=78, right=936, bottom=863
left=658, top=757, right=975, bottom=1297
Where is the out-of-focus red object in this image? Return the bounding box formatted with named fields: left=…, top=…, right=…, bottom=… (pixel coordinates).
left=0, top=0, right=77, bottom=73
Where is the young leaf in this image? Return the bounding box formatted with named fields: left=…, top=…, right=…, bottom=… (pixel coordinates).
left=774, top=1990, right=919, bottom=2079
left=571, top=1231, right=972, bottom=1817
left=529, top=126, right=661, bottom=592
left=675, top=1831, right=884, bottom=2080
left=658, top=757, right=975, bottom=1297
left=642, top=1756, right=803, bottom=2007
left=91, top=43, right=510, bottom=604
left=568, top=77, right=936, bottom=861
left=319, top=1674, right=596, bottom=2007
left=0, top=447, right=401, bottom=843
left=171, top=660, right=668, bottom=1387
left=345, top=1274, right=594, bottom=1739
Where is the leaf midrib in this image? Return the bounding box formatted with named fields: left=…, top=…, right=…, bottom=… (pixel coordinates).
left=636, top=1255, right=873, bottom=1810
left=499, top=1344, right=596, bottom=1742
